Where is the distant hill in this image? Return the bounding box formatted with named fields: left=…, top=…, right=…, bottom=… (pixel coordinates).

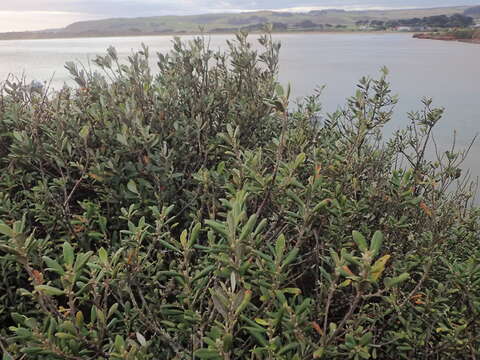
left=0, top=5, right=474, bottom=40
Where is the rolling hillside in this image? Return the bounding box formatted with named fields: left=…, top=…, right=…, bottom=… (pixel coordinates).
left=0, top=5, right=478, bottom=40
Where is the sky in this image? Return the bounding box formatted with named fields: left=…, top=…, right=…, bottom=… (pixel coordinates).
left=0, top=0, right=478, bottom=32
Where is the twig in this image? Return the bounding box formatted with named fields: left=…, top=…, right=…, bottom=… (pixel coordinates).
left=0, top=334, right=13, bottom=359
left=256, top=104, right=289, bottom=218
left=399, top=261, right=432, bottom=308
left=322, top=281, right=337, bottom=342
left=328, top=287, right=362, bottom=342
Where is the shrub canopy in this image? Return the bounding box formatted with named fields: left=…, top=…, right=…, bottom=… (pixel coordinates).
left=0, top=33, right=479, bottom=359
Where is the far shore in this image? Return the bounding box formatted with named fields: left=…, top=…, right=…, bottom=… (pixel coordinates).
left=5, top=29, right=479, bottom=46
left=0, top=30, right=414, bottom=42
left=413, top=32, right=480, bottom=44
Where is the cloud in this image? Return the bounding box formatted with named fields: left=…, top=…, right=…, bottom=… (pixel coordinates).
left=1, top=0, right=478, bottom=17
left=0, top=10, right=103, bottom=32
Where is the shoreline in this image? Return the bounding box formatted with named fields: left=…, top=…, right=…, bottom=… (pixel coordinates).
left=413, top=33, right=480, bottom=44
left=0, top=30, right=412, bottom=42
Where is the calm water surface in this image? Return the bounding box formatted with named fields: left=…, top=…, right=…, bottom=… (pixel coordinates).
left=1, top=33, right=479, bottom=181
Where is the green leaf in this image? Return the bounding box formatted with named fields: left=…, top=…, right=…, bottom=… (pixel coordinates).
left=205, top=220, right=229, bottom=238
left=108, top=303, right=119, bottom=319
left=223, top=334, right=233, bottom=352
left=235, top=290, right=252, bottom=315
left=194, top=349, right=221, bottom=359
left=192, top=265, right=215, bottom=282
left=281, top=287, right=301, bottom=295
left=352, top=231, right=368, bottom=252
left=74, top=251, right=93, bottom=273
left=12, top=130, right=24, bottom=142
left=313, top=199, right=330, bottom=213
left=97, top=308, right=107, bottom=324
left=21, top=347, right=43, bottom=355
left=253, top=218, right=268, bottom=237
left=11, top=313, right=26, bottom=324
left=244, top=327, right=268, bottom=346
left=359, top=332, right=373, bottom=346
left=180, top=229, right=188, bottom=248
left=239, top=214, right=257, bottom=242
left=116, top=133, right=128, bottom=146
left=158, top=240, right=181, bottom=253
left=62, top=242, right=74, bottom=267
left=385, top=273, right=410, bottom=288
left=0, top=223, right=14, bottom=237
left=370, top=231, right=383, bottom=257
left=345, top=334, right=356, bottom=347
left=211, top=293, right=228, bottom=319
left=98, top=247, right=108, bottom=264
left=278, top=342, right=299, bottom=356
left=0, top=245, right=21, bottom=256
left=295, top=152, right=306, bottom=167
left=79, top=125, right=90, bottom=139
left=35, top=285, right=65, bottom=296
left=55, top=332, right=76, bottom=340
left=114, top=335, right=125, bottom=352
left=127, top=179, right=139, bottom=195
left=275, top=234, right=286, bottom=259
left=370, top=255, right=391, bottom=281
left=42, top=256, right=65, bottom=275
left=188, top=223, right=202, bottom=247
left=255, top=318, right=269, bottom=326
left=313, top=347, right=325, bottom=359
left=14, top=328, right=32, bottom=338
left=286, top=190, right=304, bottom=207
left=76, top=311, right=84, bottom=326
left=90, top=306, right=97, bottom=322
left=281, top=247, right=299, bottom=268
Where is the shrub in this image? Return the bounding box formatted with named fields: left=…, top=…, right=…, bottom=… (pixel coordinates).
left=451, top=29, right=475, bottom=39
left=0, top=33, right=479, bottom=359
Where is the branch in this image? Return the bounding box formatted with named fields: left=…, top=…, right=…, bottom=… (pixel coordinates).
left=256, top=105, right=288, bottom=218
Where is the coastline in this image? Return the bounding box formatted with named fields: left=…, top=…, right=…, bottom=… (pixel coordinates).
left=0, top=30, right=411, bottom=42
left=413, top=32, right=480, bottom=44
left=5, top=27, right=479, bottom=45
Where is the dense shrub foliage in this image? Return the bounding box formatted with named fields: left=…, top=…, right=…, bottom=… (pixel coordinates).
left=0, top=33, right=479, bottom=359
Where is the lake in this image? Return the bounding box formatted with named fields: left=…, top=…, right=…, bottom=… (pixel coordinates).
left=1, top=33, right=479, bottom=183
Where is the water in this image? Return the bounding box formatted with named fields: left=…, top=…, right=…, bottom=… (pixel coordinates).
left=0, top=33, right=479, bottom=180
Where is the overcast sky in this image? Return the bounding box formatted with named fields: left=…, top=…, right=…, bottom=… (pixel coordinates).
left=0, top=0, right=478, bottom=32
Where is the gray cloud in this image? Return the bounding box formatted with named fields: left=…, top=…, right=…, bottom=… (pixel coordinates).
left=1, top=0, right=479, bottom=17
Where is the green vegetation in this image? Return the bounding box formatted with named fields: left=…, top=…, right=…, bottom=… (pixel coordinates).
left=447, top=28, right=480, bottom=39
left=414, top=28, right=480, bottom=42
left=358, top=13, right=475, bottom=30
left=1, top=33, right=479, bottom=359
left=0, top=5, right=477, bottom=40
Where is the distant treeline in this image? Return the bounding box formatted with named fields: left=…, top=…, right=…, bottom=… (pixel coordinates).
left=356, top=13, right=475, bottom=29
left=212, top=21, right=346, bottom=33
